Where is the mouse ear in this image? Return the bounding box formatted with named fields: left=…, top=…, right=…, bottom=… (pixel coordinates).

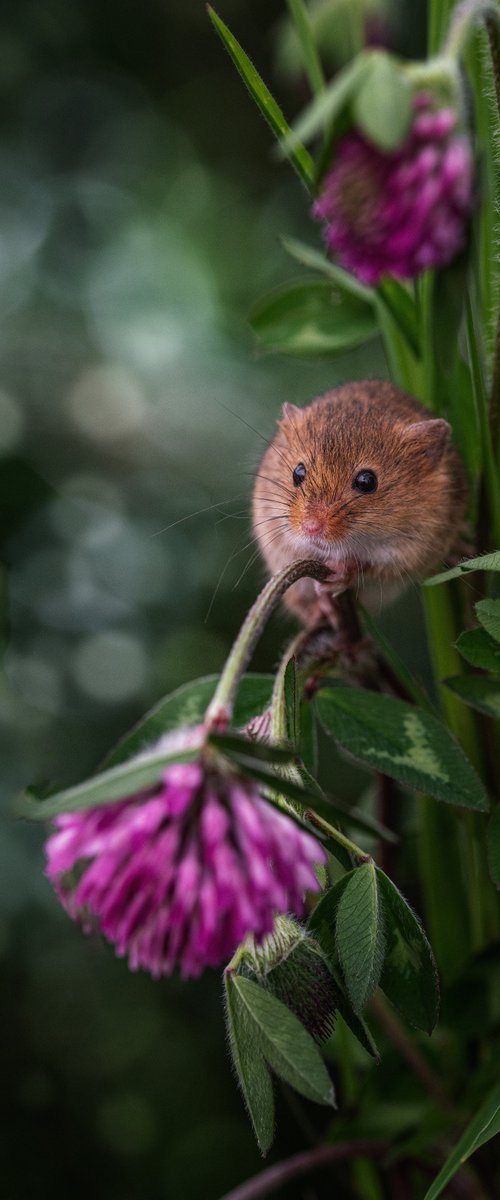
left=401, top=418, right=451, bottom=465
left=280, top=402, right=301, bottom=423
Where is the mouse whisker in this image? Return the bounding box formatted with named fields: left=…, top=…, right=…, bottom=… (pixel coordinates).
left=151, top=493, right=247, bottom=538
left=232, top=525, right=291, bottom=592
left=254, top=492, right=292, bottom=509
left=215, top=510, right=249, bottom=526
left=204, top=521, right=281, bottom=624
left=246, top=471, right=294, bottom=500
left=252, top=515, right=290, bottom=532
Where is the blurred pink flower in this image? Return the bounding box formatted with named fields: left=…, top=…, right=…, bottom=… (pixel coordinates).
left=312, top=93, right=474, bottom=284
left=45, top=758, right=325, bottom=979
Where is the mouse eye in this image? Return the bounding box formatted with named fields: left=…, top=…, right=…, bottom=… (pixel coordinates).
left=353, top=469, right=378, bottom=494
left=293, top=462, right=307, bottom=487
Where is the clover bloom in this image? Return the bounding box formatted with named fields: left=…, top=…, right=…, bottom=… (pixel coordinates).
left=45, top=756, right=326, bottom=979
left=312, top=93, right=474, bottom=284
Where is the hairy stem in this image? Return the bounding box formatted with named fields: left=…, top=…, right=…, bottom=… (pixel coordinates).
left=486, top=10, right=500, bottom=108
left=490, top=286, right=500, bottom=456
left=304, top=807, right=370, bottom=862
left=206, top=560, right=329, bottom=726
left=445, top=0, right=500, bottom=60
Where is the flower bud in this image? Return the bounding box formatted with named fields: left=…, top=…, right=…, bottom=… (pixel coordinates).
left=240, top=916, right=338, bottom=1043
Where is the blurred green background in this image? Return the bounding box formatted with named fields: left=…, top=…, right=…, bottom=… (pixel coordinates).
left=0, top=1, right=428, bottom=1196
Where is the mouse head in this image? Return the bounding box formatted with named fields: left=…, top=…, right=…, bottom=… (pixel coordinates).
left=271, top=394, right=454, bottom=562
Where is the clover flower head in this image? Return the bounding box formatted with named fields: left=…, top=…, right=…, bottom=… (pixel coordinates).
left=312, top=92, right=474, bottom=284
left=45, top=750, right=326, bottom=979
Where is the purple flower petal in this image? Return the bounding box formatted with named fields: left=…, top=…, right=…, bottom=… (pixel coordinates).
left=45, top=753, right=326, bottom=978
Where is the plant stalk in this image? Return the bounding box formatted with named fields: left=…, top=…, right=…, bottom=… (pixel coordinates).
left=205, top=560, right=329, bottom=726
left=303, top=806, right=371, bottom=862
left=444, top=0, right=500, bottom=60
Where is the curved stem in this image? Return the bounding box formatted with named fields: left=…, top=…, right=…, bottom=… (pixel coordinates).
left=445, top=0, right=500, bottom=60
left=485, top=10, right=500, bottom=113
left=205, top=560, right=329, bottom=726
left=218, top=1141, right=389, bottom=1200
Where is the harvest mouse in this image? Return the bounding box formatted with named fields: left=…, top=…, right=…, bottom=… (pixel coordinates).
left=252, top=380, right=467, bottom=625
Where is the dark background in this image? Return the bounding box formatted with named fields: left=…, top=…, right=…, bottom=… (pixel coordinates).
left=0, top=2, right=427, bottom=1197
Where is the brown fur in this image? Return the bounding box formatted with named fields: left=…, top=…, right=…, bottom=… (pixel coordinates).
left=252, top=380, right=467, bottom=623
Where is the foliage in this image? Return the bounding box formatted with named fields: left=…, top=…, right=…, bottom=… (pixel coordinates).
left=7, top=0, right=500, bottom=1198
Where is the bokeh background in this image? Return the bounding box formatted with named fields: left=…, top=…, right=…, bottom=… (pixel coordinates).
left=1, top=1, right=428, bottom=1196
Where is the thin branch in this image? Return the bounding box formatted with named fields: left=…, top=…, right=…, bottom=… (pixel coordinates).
left=218, top=1141, right=389, bottom=1200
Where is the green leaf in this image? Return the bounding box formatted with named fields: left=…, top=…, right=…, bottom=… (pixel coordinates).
left=299, top=699, right=320, bottom=780
left=18, top=732, right=203, bottom=821
left=228, top=750, right=390, bottom=862
left=444, top=675, right=500, bottom=721
left=208, top=731, right=295, bottom=766
left=207, top=7, right=314, bottom=188
left=476, top=598, right=500, bottom=644
left=447, top=355, right=483, bottom=486
left=352, top=51, right=413, bottom=151
left=281, top=236, right=374, bottom=303
left=430, top=249, right=469, bottom=379
left=308, top=880, right=380, bottom=1059
left=281, top=51, right=370, bottom=150
left=465, top=298, right=500, bottom=549
left=376, top=278, right=420, bottom=358
left=286, top=0, right=325, bottom=97
left=487, top=808, right=500, bottom=888
left=360, top=604, right=433, bottom=712
left=422, top=1084, right=500, bottom=1200
left=316, top=687, right=490, bottom=812
left=250, top=280, right=378, bottom=357
left=456, top=628, right=500, bottom=672
left=225, top=973, right=275, bottom=1156
left=102, top=674, right=274, bottom=769
left=376, top=869, right=439, bottom=1033
left=284, top=657, right=299, bottom=745
left=231, top=975, right=335, bottom=1107
left=226, top=754, right=325, bottom=810
left=425, top=551, right=500, bottom=585
left=336, top=862, right=385, bottom=1012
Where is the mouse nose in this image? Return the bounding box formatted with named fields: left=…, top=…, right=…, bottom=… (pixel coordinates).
left=299, top=506, right=326, bottom=540
left=302, top=514, right=327, bottom=537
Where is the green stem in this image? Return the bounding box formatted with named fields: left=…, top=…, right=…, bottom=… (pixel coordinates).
left=444, top=0, right=500, bottom=59
left=490, top=303, right=500, bottom=456
left=423, top=585, right=480, bottom=762
left=466, top=296, right=500, bottom=546
left=423, top=586, right=495, bottom=955
left=375, top=297, right=425, bottom=398
left=417, top=798, right=471, bottom=981
left=286, top=0, right=325, bottom=96
left=303, top=806, right=370, bottom=863
left=270, top=636, right=302, bottom=743
left=429, top=0, right=456, bottom=56
left=486, top=9, right=500, bottom=106
left=205, top=560, right=329, bottom=726
left=415, top=225, right=495, bottom=962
